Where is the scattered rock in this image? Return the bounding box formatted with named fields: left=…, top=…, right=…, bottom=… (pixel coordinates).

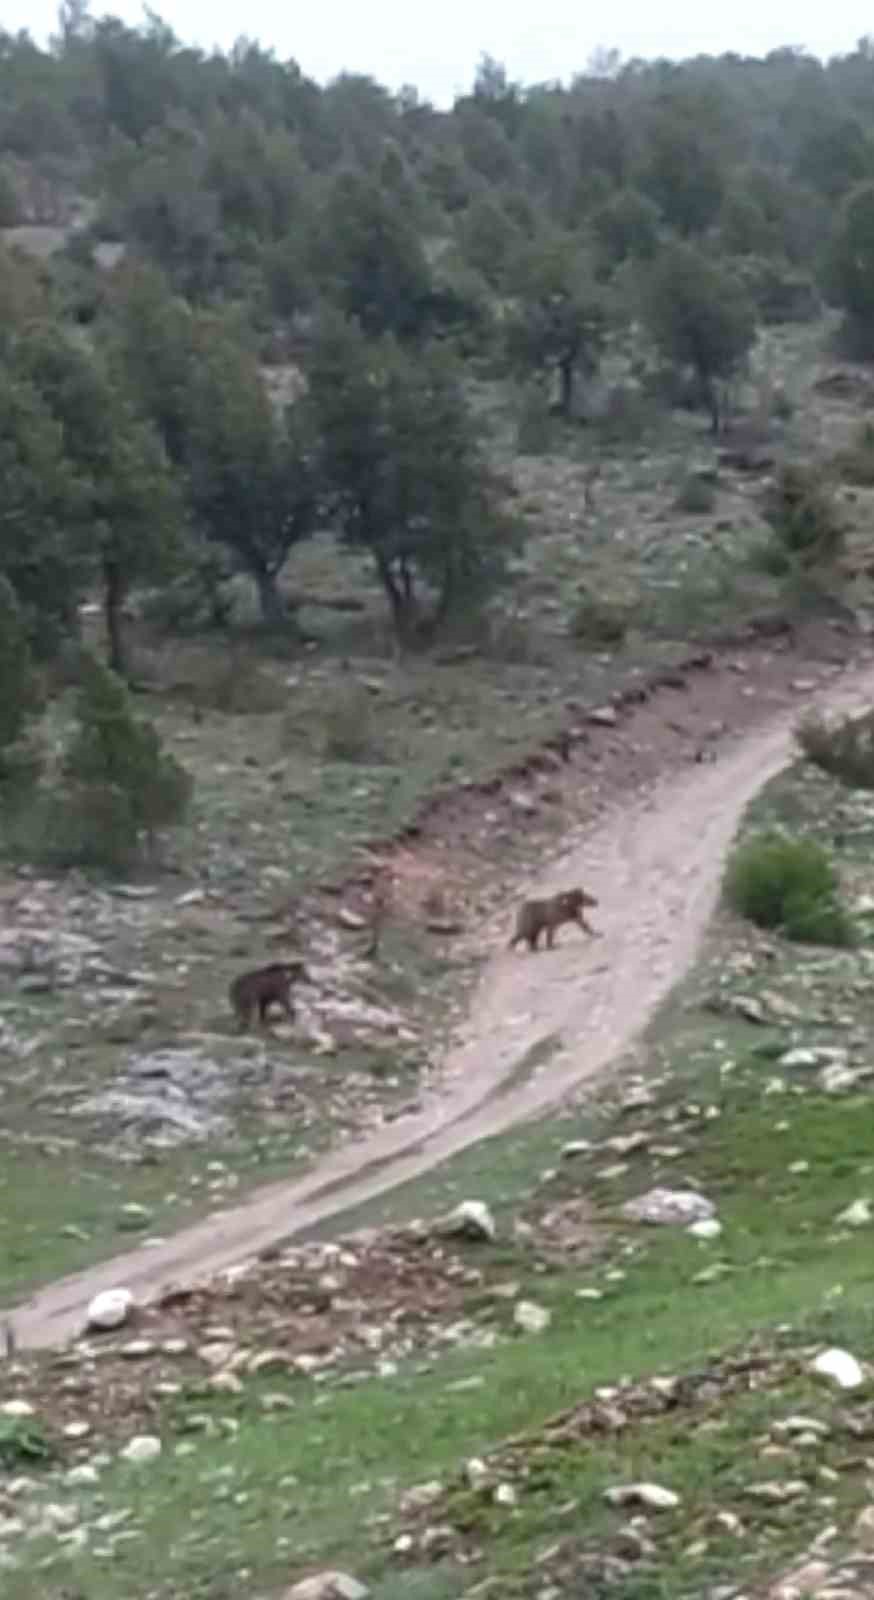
left=119, top=1434, right=162, bottom=1464
left=86, top=1287, right=134, bottom=1332
left=820, top=1063, right=864, bottom=1094
left=513, top=1300, right=551, bottom=1334
left=688, top=1218, right=723, bottom=1240
left=835, top=1199, right=872, bottom=1228
left=604, top=1482, right=680, bottom=1510
left=400, top=1481, right=443, bottom=1513
left=780, top=1045, right=849, bottom=1071
left=284, top=1574, right=370, bottom=1600
left=70, top=1046, right=245, bottom=1148
left=768, top=1558, right=830, bottom=1597
left=811, top=1348, right=865, bottom=1390
left=622, top=1187, right=715, bottom=1226
left=440, top=1200, right=496, bottom=1242
left=853, top=1504, right=874, bottom=1549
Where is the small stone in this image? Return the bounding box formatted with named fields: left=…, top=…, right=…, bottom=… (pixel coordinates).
left=465, top=1457, right=490, bottom=1489
left=622, top=1187, right=715, bottom=1226
left=65, top=1464, right=100, bottom=1486
left=853, top=1504, right=874, bottom=1549
left=494, top=1483, right=517, bottom=1506
left=560, top=1141, right=592, bottom=1159
left=688, top=1218, right=722, bottom=1240
left=820, top=1064, right=862, bottom=1094
left=604, top=1482, right=680, bottom=1510
left=400, top=1480, right=443, bottom=1512
left=513, top=1300, right=551, bottom=1334
left=440, top=1200, right=496, bottom=1242
left=768, top=1558, right=830, bottom=1597
left=119, top=1435, right=162, bottom=1464
left=0, top=1400, right=35, bottom=1418
left=118, top=1339, right=156, bottom=1358
left=835, top=1199, right=872, bottom=1227
left=780, top=1046, right=849, bottom=1070
left=86, top=1287, right=134, bottom=1331
left=589, top=705, right=618, bottom=727
left=811, top=1348, right=865, bottom=1390
left=772, top=1417, right=829, bottom=1439
left=283, top=1574, right=370, bottom=1600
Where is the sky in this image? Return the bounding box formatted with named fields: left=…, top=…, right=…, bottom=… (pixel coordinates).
left=4, top=0, right=874, bottom=107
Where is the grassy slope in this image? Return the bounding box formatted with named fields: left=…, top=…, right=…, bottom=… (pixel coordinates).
left=3, top=315, right=872, bottom=1303
left=6, top=757, right=874, bottom=1598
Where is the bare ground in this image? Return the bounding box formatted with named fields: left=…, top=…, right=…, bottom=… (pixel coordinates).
left=9, top=631, right=874, bottom=1352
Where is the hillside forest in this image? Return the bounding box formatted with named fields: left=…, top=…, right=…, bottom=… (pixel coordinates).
left=4, top=14, right=874, bottom=867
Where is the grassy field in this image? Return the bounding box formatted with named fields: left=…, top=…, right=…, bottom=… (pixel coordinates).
left=3, top=314, right=873, bottom=1308
left=4, top=755, right=874, bottom=1597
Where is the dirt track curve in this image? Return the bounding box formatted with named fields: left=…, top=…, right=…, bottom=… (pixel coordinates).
left=10, top=654, right=874, bottom=1352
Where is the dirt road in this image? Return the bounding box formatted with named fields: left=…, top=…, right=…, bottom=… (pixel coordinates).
left=10, top=655, right=874, bottom=1351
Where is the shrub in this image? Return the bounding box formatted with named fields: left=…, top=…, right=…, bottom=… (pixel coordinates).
left=57, top=654, right=192, bottom=866
left=723, top=829, right=855, bottom=946
left=761, top=463, right=844, bottom=569
left=833, top=421, right=874, bottom=488
left=188, top=651, right=288, bottom=714
left=319, top=686, right=385, bottom=763
left=0, top=1415, right=54, bottom=1470
left=796, top=709, right=874, bottom=791
left=568, top=591, right=629, bottom=647
left=0, top=576, right=44, bottom=815
left=674, top=473, right=717, bottom=514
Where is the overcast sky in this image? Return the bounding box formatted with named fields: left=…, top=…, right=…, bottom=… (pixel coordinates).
left=5, top=1, right=874, bottom=107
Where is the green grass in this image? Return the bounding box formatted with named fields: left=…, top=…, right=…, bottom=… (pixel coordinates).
left=7, top=756, right=874, bottom=1596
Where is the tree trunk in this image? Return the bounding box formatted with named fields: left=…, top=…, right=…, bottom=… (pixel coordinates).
left=700, top=372, right=720, bottom=435
left=374, top=554, right=419, bottom=651
left=557, top=359, right=575, bottom=419
left=254, top=567, right=286, bottom=627
left=103, top=558, right=128, bottom=680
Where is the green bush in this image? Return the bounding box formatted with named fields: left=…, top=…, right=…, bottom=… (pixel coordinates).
left=56, top=654, right=192, bottom=866
left=723, top=829, right=855, bottom=946
left=0, top=576, right=44, bottom=816
left=319, top=686, right=385, bottom=763
left=833, top=421, right=874, bottom=487
left=36, top=781, right=139, bottom=872
left=674, top=473, right=717, bottom=514
left=796, top=709, right=874, bottom=791
left=568, top=590, right=629, bottom=646
left=761, top=463, right=844, bottom=569
left=0, top=1415, right=54, bottom=1470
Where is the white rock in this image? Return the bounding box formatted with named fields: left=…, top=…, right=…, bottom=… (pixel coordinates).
left=688, top=1218, right=722, bottom=1240
left=0, top=1400, right=35, bottom=1418
left=622, top=1187, right=714, bottom=1226
left=441, top=1200, right=496, bottom=1242
left=780, top=1045, right=849, bottom=1070
left=819, top=1064, right=862, bottom=1094
left=494, top=1483, right=517, bottom=1506
left=811, top=1348, right=865, bottom=1390
left=604, top=1482, right=680, bottom=1510
left=399, top=1480, right=443, bottom=1512
left=835, top=1198, right=872, bottom=1227
left=86, top=1288, right=133, bottom=1331
left=283, top=1574, right=370, bottom=1600
left=65, top=1464, right=100, bottom=1486
left=119, top=1434, right=162, bottom=1465
left=465, top=1457, right=489, bottom=1489
left=513, top=1300, right=551, bottom=1334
